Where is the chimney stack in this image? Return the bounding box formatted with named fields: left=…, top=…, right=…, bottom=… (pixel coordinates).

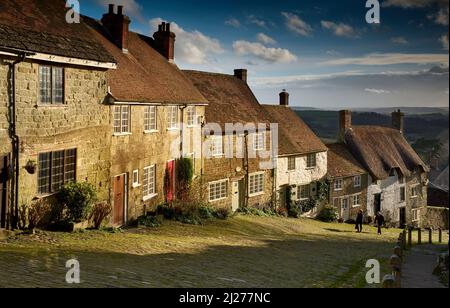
left=392, top=109, right=405, bottom=133
left=234, top=69, right=248, bottom=83
left=101, top=4, right=131, bottom=53
left=279, top=89, right=289, bottom=107
left=430, top=156, right=440, bottom=171
left=339, top=110, right=352, bottom=140
left=153, top=22, right=176, bottom=62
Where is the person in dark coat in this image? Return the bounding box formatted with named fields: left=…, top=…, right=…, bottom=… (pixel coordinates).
left=355, top=210, right=364, bottom=233
left=374, top=212, right=385, bottom=235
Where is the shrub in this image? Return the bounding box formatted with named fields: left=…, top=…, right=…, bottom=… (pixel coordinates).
left=198, top=206, right=215, bottom=220
left=28, top=199, right=52, bottom=231
left=276, top=207, right=288, bottom=217
left=89, top=201, right=112, bottom=230
left=299, top=198, right=317, bottom=213
left=213, top=207, right=231, bottom=220
left=58, top=182, right=97, bottom=223
left=317, top=205, right=339, bottom=223
left=287, top=203, right=301, bottom=218
left=137, top=215, right=162, bottom=228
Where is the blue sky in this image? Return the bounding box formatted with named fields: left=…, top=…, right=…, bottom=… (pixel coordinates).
left=79, top=0, right=449, bottom=108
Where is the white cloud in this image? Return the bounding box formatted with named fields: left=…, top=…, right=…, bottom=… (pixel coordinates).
left=391, top=36, right=409, bottom=44
left=247, top=15, right=267, bottom=28
left=440, top=33, right=449, bottom=50
left=382, top=0, right=448, bottom=8
left=281, top=12, right=313, bottom=36
left=150, top=18, right=224, bottom=64
left=233, top=40, right=297, bottom=63
left=321, top=53, right=449, bottom=66
left=321, top=21, right=359, bottom=38
left=256, top=33, right=277, bottom=45
left=97, top=0, right=144, bottom=22
left=365, top=88, right=392, bottom=94
left=428, top=6, right=449, bottom=25
left=225, top=18, right=241, bottom=28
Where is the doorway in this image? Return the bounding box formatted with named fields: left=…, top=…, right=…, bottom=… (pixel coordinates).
left=374, top=193, right=382, bottom=215
left=1, top=155, right=10, bottom=229
left=232, top=180, right=245, bottom=212
left=399, top=207, right=406, bottom=228
left=113, top=174, right=127, bottom=226
left=341, top=198, right=350, bottom=221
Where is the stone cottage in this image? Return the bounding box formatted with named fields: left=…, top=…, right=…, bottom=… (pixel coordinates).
left=327, top=143, right=369, bottom=221
left=184, top=70, right=275, bottom=212
left=86, top=5, right=208, bottom=225
left=340, top=110, right=429, bottom=227
left=262, top=92, right=328, bottom=212
left=0, top=0, right=116, bottom=229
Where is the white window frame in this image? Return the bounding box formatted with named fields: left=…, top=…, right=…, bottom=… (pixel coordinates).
left=143, top=165, right=157, bottom=201
left=334, top=179, right=343, bottom=191
left=306, top=153, right=317, bottom=169
left=249, top=172, right=265, bottom=197
left=186, top=106, right=197, bottom=127
left=253, top=132, right=266, bottom=151
left=144, top=106, right=158, bottom=133
left=209, top=179, right=228, bottom=202
left=412, top=209, right=420, bottom=222
left=287, top=156, right=296, bottom=171
left=211, top=135, right=224, bottom=157
left=352, top=194, right=361, bottom=207
left=113, top=105, right=131, bottom=135
left=411, top=184, right=420, bottom=198
left=167, top=106, right=179, bottom=130
left=39, top=65, right=64, bottom=105
left=354, top=175, right=362, bottom=188
left=298, top=184, right=311, bottom=200
left=400, top=186, right=406, bottom=202
left=132, top=170, right=140, bottom=188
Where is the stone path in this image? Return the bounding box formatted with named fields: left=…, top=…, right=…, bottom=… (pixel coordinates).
left=402, top=244, right=447, bottom=288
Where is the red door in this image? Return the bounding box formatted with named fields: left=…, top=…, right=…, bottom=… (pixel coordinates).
left=1, top=155, right=10, bottom=229
left=166, top=160, right=175, bottom=203
left=113, top=175, right=126, bottom=226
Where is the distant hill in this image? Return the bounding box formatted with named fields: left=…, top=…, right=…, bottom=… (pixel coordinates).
left=292, top=106, right=449, bottom=115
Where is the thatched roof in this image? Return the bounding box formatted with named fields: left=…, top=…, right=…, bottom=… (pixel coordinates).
left=263, top=105, right=327, bottom=156
left=327, top=143, right=367, bottom=178
left=344, top=126, right=429, bottom=180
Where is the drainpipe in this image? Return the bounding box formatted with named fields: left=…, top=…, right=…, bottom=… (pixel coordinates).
left=244, top=131, right=249, bottom=208
left=7, top=53, right=27, bottom=230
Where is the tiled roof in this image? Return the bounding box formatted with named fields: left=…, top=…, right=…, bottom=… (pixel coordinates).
left=0, top=0, right=114, bottom=63
left=262, top=105, right=328, bottom=156
left=344, top=126, right=429, bottom=180
left=327, top=143, right=367, bottom=178
left=184, top=71, right=272, bottom=126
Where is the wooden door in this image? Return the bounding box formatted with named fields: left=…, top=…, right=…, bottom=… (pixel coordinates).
left=113, top=174, right=126, bottom=226
left=1, top=155, right=9, bottom=229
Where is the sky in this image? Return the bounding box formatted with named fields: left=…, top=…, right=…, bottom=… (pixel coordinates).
left=78, top=0, right=449, bottom=109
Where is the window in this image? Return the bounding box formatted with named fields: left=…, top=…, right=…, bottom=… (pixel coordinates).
left=186, top=153, right=196, bottom=176
left=412, top=209, right=420, bottom=222
left=38, top=149, right=76, bottom=195
left=400, top=187, right=406, bottom=202
left=39, top=66, right=64, bottom=104
left=352, top=194, right=361, bottom=207
left=144, top=106, right=157, bottom=132
left=288, top=157, right=296, bottom=171
left=132, top=170, right=140, bottom=188
left=209, top=180, right=228, bottom=202
left=411, top=185, right=419, bottom=198
left=306, top=153, right=317, bottom=168
left=249, top=173, right=264, bottom=196
left=211, top=135, right=223, bottom=156
left=143, top=165, right=156, bottom=200
left=354, top=175, right=362, bottom=188
left=253, top=132, right=265, bottom=151
left=168, top=106, right=178, bottom=129
left=298, top=184, right=311, bottom=200
left=113, top=106, right=130, bottom=134
left=186, top=107, right=197, bottom=126
left=334, top=179, right=343, bottom=191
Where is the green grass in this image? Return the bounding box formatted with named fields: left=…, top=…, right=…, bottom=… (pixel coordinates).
left=1, top=215, right=447, bottom=288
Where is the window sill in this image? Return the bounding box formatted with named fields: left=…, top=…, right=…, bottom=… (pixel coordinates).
left=143, top=193, right=158, bottom=202
left=35, top=192, right=58, bottom=199
left=36, top=104, right=68, bottom=108
left=209, top=197, right=227, bottom=203
left=144, top=130, right=159, bottom=134
left=132, top=184, right=141, bottom=189
left=334, top=189, right=343, bottom=192
left=352, top=204, right=361, bottom=208
left=167, top=128, right=179, bottom=132
left=249, top=192, right=265, bottom=198
left=113, top=132, right=132, bottom=137
left=411, top=196, right=418, bottom=199
left=306, top=167, right=316, bottom=170
left=186, top=125, right=199, bottom=128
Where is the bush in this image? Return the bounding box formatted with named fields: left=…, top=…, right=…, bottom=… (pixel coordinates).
left=299, top=198, right=317, bottom=213
left=89, top=201, right=112, bottom=230
left=317, top=205, right=339, bottom=223
left=58, top=182, right=97, bottom=223
left=18, top=200, right=52, bottom=231
left=137, top=215, right=162, bottom=228
left=213, top=207, right=231, bottom=220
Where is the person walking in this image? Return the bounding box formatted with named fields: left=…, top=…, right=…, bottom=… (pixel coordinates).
left=355, top=210, right=364, bottom=233
left=375, top=212, right=385, bottom=235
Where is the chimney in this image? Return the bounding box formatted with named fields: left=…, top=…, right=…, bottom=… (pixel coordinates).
left=153, top=22, right=176, bottom=62
left=392, top=109, right=405, bottom=133
left=279, top=89, right=289, bottom=107
left=234, top=69, right=248, bottom=83
left=101, top=4, right=131, bottom=53
left=339, top=110, right=352, bottom=140
left=430, top=156, right=440, bottom=171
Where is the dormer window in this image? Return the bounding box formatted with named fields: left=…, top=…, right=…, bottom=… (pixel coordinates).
left=39, top=65, right=64, bottom=104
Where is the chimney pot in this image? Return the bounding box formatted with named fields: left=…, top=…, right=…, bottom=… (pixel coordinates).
left=108, top=4, right=115, bottom=14
left=118, top=5, right=124, bottom=15
left=153, top=22, right=176, bottom=61
left=339, top=110, right=352, bottom=141
left=392, top=110, right=405, bottom=133
left=101, top=4, right=131, bottom=53
left=234, top=69, right=248, bottom=83
left=280, top=90, right=289, bottom=107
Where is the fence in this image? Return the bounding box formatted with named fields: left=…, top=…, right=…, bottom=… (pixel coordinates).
left=382, top=228, right=446, bottom=288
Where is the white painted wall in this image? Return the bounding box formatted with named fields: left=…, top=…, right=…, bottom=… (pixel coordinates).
left=276, top=151, right=328, bottom=189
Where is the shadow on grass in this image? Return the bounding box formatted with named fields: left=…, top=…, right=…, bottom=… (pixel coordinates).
left=0, top=234, right=395, bottom=288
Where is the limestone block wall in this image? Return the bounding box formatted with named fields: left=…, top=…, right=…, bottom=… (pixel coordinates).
left=0, top=61, right=11, bottom=155
left=330, top=174, right=369, bottom=220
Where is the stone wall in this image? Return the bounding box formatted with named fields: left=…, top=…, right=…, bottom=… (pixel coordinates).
left=0, top=60, right=11, bottom=156
left=330, top=173, right=369, bottom=220
left=110, top=105, right=205, bottom=220
left=420, top=206, right=449, bottom=230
